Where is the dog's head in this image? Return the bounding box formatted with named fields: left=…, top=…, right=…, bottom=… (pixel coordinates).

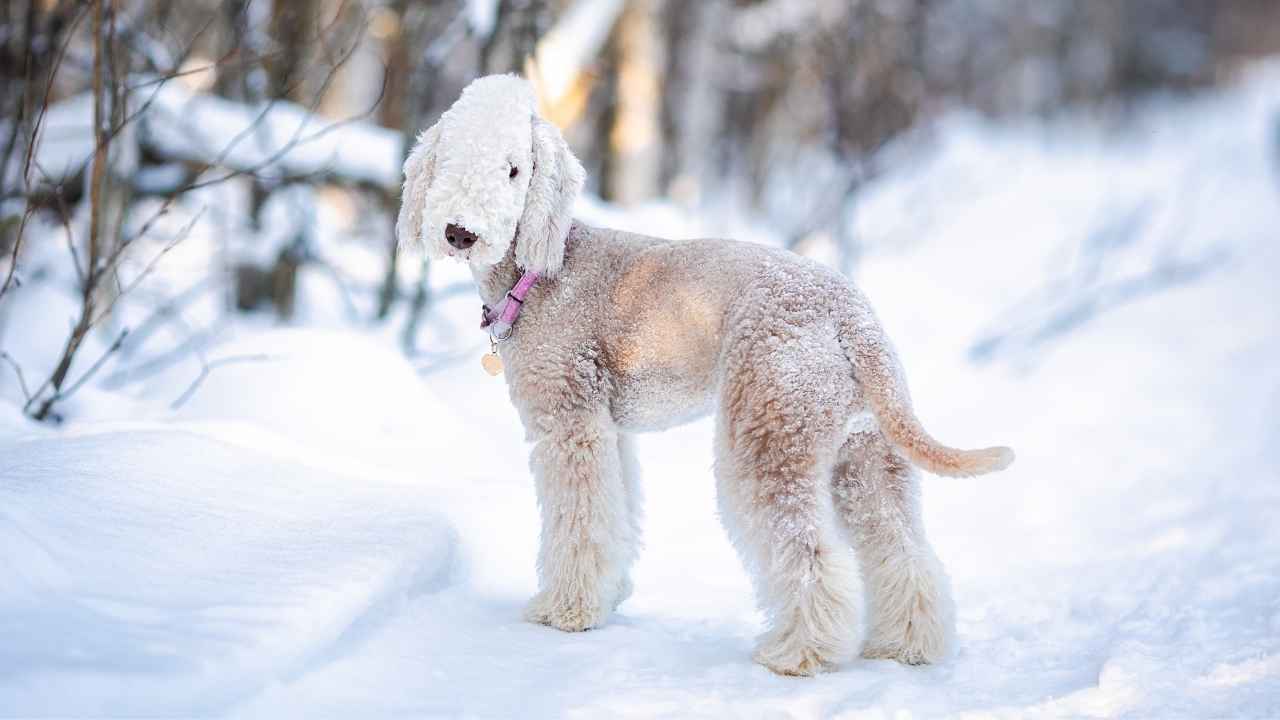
left=395, top=74, right=585, bottom=277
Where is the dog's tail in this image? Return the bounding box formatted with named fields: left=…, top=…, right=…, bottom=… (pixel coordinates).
left=836, top=291, right=1014, bottom=478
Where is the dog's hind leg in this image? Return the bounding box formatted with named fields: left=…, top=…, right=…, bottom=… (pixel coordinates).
left=715, top=335, right=866, bottom=676
left=831, top=430, right=955, bottom=664
left=523, top=411, right=632, bottom=632
left=612, top=433, right=644, bottom=609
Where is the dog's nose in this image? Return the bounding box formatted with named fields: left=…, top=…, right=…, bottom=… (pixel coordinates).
left=445, top=223, right=478, bottom=250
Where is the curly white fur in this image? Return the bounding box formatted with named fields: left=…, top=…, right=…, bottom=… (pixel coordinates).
left=398, top=74, right=1014, bottom=676
left=396, top=74, right=584, bottom=276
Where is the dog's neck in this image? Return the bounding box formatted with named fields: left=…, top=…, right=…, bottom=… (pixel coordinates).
left=471, top=222, right=580, bottom=307
left=471, top=245, right=523, bottom=309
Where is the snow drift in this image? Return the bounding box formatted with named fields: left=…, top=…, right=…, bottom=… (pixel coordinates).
left=0, top=428, right=459, bottom=716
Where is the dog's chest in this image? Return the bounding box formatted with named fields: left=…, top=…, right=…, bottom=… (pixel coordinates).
left=603, top=314, right=720, bottom=431
left=609, top=368, right=715, bottom=431
left=595, top=255, right=727, bottom=431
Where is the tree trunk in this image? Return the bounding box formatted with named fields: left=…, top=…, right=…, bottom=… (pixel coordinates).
left=605, top=0, right=664, bottom=205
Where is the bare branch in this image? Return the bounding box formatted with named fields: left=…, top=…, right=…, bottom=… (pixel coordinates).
left=0, top=0, right=38, bottom=195
left=53, top=328, right=128, bottom=403
left=180, top=44, right=386, bottom=194
left=170, top=352, right=272, bottom=410
left=17, top=4, right=90, bottom=192
left=26, top=327, right=129, bottom=422
left=0, top=4, right=90, bottom=304
left=92, top=206, right=205, bottom=327
left=98, top=276, right=222, bottom=389
left=0, top=207, right=31, bottom=301
left=0, top=350, right=32, bottom=402
left=53, top=187, right=86, bottom=288
left=23, top=0, right=114, bottom=422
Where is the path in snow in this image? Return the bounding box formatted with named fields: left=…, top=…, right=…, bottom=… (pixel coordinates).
left=2, top=65, right=1280, bottom=717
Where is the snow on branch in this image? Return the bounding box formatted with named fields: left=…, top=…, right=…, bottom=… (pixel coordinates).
left=141, top=81, right=403, bottom=190
left=13, top=78, right=404, bottom=196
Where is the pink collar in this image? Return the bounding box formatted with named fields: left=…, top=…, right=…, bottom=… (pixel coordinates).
left=480, top=270, right=540, bottom=340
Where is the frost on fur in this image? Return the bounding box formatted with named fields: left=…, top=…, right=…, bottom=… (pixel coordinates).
left=401, top=74, right=1014, bottom=679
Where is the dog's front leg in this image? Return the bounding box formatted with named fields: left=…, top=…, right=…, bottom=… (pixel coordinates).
left=523, top=413, right=631, bottom=632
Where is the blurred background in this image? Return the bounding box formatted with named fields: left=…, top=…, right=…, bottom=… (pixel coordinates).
left=2, top=0, right=1279, bottom=421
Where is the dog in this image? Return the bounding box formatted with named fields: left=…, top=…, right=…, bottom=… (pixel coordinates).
left=396, top=74, right=1014, bottom=676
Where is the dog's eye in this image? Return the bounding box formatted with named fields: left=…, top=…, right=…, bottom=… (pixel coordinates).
left=508, top=165, right=519, bottom=179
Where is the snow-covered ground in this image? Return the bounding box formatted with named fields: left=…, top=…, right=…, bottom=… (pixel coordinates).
left=3, top=64, right=1280, bottom=717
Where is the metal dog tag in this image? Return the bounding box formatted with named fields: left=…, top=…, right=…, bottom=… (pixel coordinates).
left=481, top=351, right=504, bottom=376
left=481, top=336, right=503, bottom=376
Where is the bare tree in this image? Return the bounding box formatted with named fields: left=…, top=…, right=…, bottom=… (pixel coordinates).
left=0, top=0, right=379, bottom=421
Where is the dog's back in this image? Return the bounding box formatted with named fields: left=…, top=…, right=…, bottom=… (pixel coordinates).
left=530, top=221, right=1012, bottom=477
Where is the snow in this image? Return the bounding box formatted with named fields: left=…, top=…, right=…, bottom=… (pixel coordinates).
left=1, top=92, right=95, bottom=184
left=143, top=82, right=403, bottom=188
left=2, top=64, right=1280, bottom=716
left=8, top=80, right=403, bottom=190
left=466, top=0, right=501, bottom=37
left=0, top=429, right=458, bottom=717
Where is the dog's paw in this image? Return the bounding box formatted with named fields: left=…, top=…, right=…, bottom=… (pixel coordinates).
left=523, top=591, right=607, bottom=632
left=861, top=590, right=951, bottom=665
left=752, top=636, right=835, bottom=677
left=861, top=618, right=948, bottom=665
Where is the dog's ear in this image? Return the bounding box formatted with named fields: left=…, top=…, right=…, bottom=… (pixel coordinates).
left=395, top=122, right=442, bottom=253
left=515, top=114, right=584, bottom=276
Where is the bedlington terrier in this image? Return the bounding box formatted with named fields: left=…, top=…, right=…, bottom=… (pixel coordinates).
left=397, top=74, right=1014, bottom=676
